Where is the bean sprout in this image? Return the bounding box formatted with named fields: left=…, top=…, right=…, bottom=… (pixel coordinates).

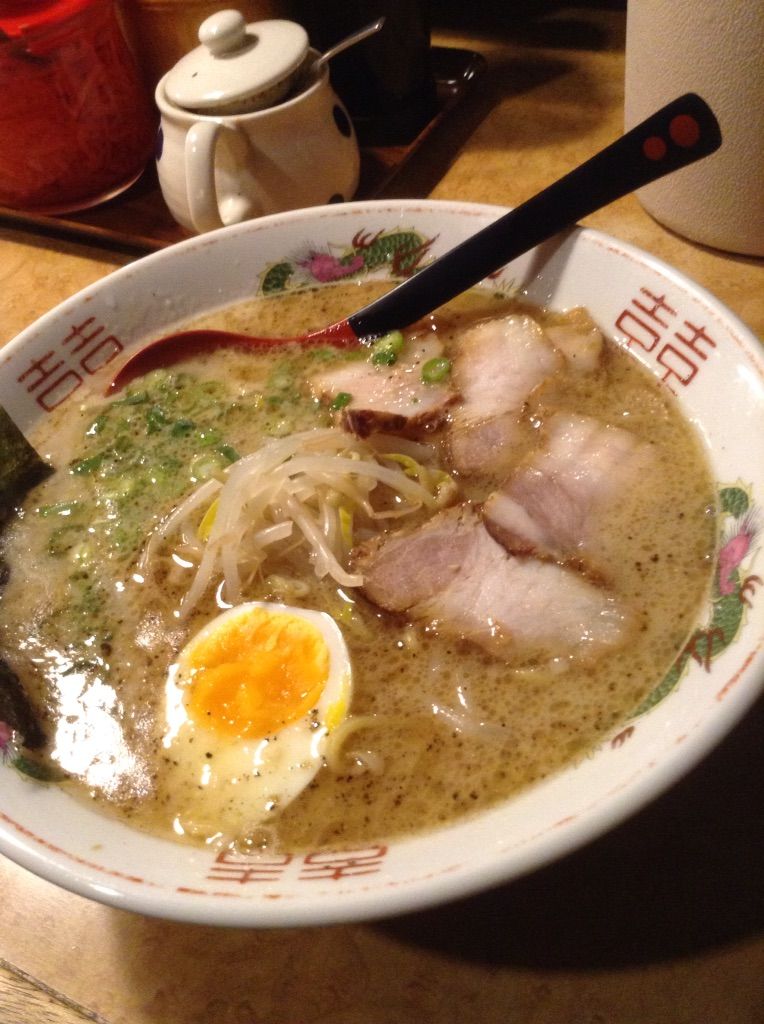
left=143, top=428, right=457, bottom=618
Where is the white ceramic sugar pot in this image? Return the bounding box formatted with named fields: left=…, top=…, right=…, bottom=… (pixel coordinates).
left=155, top=9, right=361, bottom=233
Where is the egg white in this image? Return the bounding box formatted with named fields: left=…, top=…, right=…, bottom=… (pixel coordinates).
left=160, top=601, right=352, bottom=844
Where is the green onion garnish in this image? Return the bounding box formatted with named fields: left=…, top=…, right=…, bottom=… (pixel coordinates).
left=371, top=330, right=405, bottom=366
left=330, top=392, right=353, bottom=410
left=421, top=357, right=451, bottom=384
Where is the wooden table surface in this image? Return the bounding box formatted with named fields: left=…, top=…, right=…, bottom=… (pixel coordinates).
left=0, top=6, right=762, bottom=1023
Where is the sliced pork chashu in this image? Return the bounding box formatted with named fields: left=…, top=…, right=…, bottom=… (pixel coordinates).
left=483, top=412, right=653, bottom=570
left=354, top=505, right=631, bottom=663
left=543, top=307, right=605, bottom=375
left=447, top=314, right=561, bottom=477
left=310, top=335, right=456, bottom=438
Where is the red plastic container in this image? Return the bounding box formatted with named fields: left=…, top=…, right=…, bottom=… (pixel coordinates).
left=0, top=0, right=157, bottom=213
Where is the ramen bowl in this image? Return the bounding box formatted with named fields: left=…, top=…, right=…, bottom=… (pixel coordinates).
left=1, top=200, right=762, bottom=927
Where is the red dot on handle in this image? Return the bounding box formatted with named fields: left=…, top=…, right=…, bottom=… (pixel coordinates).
left=643, top=136, right=667, bottom=161
left=669, top=114, right=701, bottom=148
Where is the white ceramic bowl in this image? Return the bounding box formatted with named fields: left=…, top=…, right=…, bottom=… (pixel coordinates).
left=1, top=200, right=762, bottom=927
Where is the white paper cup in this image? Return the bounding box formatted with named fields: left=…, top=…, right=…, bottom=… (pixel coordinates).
left=625, top=0, right=764, bottom=256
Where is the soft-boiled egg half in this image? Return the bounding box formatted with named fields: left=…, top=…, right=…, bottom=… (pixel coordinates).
left=161, top=601, right=352, bottom=844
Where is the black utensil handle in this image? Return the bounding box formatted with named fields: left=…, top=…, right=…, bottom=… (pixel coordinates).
left=349, top=93, right=721, bottom=338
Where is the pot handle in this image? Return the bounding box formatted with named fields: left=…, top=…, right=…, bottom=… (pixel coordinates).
left=185, top=121, right=259, bottom=233
left=185, top=121, right=224, bottom=233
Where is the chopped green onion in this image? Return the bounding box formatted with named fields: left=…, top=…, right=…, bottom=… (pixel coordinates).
left=145, top=405, right=169, bottom=434
left=196, top=426, right=222, bottom=447
left=171, top=418, right=195, bottom=437
left=370, top=330, right=405, bottom=366
left=330, top=392, right=353, bottom=410
left=189, top=453, right=224, bottom=481
left=421, top=356, right=451, bottom=384
left=114, top=389, right=148, bottom=406
left=217, top=444, right=240, bottom=464
left=70, top=453, right=106, bottom=475
left=37, top=500, right=81, bottom=518
left=86, top=413, right=107, bottom=436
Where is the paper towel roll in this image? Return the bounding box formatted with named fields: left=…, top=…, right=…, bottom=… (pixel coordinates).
left=625, top=1, right=764, bottom=256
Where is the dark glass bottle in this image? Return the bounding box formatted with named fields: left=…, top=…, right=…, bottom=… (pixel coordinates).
left=295, top=0, right=437, bottom=145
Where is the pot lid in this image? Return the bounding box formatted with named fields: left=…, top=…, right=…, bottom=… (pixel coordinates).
left=164, top=10, right=309, bottom=112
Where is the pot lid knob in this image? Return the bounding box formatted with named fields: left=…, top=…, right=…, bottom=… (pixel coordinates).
left=199, top=9, right=247, bottom=56
left=164, top=10, right=310, bottom=113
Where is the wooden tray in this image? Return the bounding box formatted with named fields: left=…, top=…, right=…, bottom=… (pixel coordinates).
left=0, top=47, right=485, bottom=256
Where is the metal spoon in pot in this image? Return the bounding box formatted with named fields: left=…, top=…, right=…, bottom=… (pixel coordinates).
left=108, top=93, right=721, bottom=393
left=311, top=16, right=385, bottom=77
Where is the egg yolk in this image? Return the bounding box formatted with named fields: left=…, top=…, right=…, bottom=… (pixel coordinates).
left=184, top=609, right=329, bottom=739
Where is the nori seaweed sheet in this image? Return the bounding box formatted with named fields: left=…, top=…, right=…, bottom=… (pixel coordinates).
left=0, top=406, right=52, bottom=525
left=0, top=659, right=45, bottom=749
left=0, top=406, right=51, bottom=748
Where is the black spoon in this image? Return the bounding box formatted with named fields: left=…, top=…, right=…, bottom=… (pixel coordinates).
left=108, top=92, right=721, bottom=393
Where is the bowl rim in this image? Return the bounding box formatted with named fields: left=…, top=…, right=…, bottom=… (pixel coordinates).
left=2, top=196, right=762, bottom=370
left=1, top=197, right=762, bottom=927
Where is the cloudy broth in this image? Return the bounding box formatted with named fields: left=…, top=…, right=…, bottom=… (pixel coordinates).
left=0, top=281, right=716, bottom=851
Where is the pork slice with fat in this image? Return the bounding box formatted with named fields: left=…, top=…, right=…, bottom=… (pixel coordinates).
left=543, top=307, right=605, bottom=375
left=355, top=505, right=631, bottom=662
left=483, top=412, right=652, bottom=567
left=310, top=336, right=456, bottom=438
left=448, top=314, right=561, bottom=477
